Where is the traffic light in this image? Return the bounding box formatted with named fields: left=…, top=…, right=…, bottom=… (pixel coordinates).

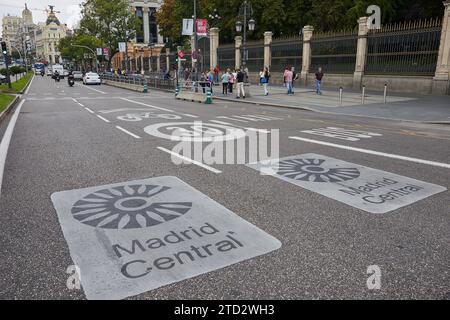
left=1, top=41, right=7, bottom=55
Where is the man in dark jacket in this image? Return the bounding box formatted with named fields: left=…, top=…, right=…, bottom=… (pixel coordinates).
left=235, top=68, right=245, bottom=99
left=315, top=67, right=324, bottom=95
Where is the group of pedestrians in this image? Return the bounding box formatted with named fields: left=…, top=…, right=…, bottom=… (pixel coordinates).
left=181, top=63, right=324, bottom=98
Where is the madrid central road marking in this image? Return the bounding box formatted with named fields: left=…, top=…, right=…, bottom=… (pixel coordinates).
left=96, top=115, right=110, bottom=123
left=289, top=136, right=450, bottom=169
left=0, top=99, right=25, bottom=196
left=51, top=176, right=280, bottom=299
left=157, top=147, right=222, bottom=174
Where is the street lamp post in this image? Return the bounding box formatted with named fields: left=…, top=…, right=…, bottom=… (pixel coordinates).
left=235, top=0, right=255, bottom=82
left=71, top=44, right=98, bottom=72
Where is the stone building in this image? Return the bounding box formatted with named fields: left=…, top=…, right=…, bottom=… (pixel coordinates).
left=112, top=0, right=166, bottom=72
left=35, top=7, right=69, bottom=64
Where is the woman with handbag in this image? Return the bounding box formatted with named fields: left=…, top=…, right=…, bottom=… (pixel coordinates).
left=262, top=67, right=270, bottom=96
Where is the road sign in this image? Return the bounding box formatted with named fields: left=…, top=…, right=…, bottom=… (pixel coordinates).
left=96, top=48, right=102, bottom=56
left=177, top=50, right=186, bottom=59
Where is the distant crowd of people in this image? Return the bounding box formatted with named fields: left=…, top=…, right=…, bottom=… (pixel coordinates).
left=180, top=64, right=325, bottom=97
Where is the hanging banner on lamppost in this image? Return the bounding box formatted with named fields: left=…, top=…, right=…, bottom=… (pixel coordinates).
left=96, top=48, right=102, bottom=56
left=196, top=19, right=208, bottom=36
left=118, top=42, right=126, bottom=53
left=182, top=19, right=194, bottom=36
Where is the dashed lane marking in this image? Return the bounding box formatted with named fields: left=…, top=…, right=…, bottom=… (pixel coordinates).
left=116, top=126, right=141, bottom=139
left=157, top=146, right=222, bottom=174
left=96, top=115, right=110, bottom=123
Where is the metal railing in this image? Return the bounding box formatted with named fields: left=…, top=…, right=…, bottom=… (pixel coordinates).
left=100, top=73, right=176, bottom=90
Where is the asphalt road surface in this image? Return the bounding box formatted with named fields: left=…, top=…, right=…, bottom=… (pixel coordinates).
left=0, top=75, right=449, bottom=300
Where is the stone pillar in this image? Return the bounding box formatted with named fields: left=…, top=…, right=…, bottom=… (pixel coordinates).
left=264, top=31, right=273, bottom=69
left=143, top=7, right=150, bottom=44
left=433, top=0, right=450, bottom=95
left=209, top=27, right=219, bottom=70
left=300, top=25, right=314, bottom=86
left=177, top=45, right=182, bottom=72
left=353, top=17, right=369, bottom=89
left=140, top=52, right=144, bottom=73
left=166, top=48, right=170, bottom=72
left=154, top=44, right=164, bottom=72
left=190, top=35, right=196, bottom=70
left=235, top=36, right=242, bottom=70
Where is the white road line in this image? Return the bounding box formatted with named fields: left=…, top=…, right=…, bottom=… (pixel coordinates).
left=181, top=113, right=199, bottom=118
left=289, top=136, right=450, bottom=169
left=85, top=107, right=94, bottom=114
left=78, top=103, right=85, bottom=107
left=0, top=99, right=25, bottom=196
left=116, top=126, right=141, bottom=139
left=24, top=75, right=34, bottom=95
left=72, top=98, right=78, bottom=103
left=157, top=146, right=222, bottom=174
left=121, top=98, right=174, bottom=113
left=210, top=120, right=270, bottom=133
left=96, top=115, right=110, bottom=123
left=76, top=83, right=106, bottom=94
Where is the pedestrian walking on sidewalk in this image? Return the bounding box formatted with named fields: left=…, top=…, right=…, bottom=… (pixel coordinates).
left=291, top=67, right=299, bottom=94
left=214, top=65, right=220, bottom=83
left=284, top=66, right=293, bottom=95
left=228, top=69, right=234, bottom=94
left=315, top=67, right=324, bottom=95
left=259, top=69, right=265, bottom=86
left=236, top=68, right=246, bottom=99
left=261, top=67, right=270, bottom=96
left=221, top=70, right=230, bottom=95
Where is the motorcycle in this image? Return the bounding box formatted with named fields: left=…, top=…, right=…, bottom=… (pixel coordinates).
left=40, top=70, right=45, bottom=77
left=68, top=78, right=74, bottom=87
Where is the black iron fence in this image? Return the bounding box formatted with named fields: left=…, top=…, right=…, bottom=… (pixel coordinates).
left=101, top=73, right=175, bottom=90
left=366, top=18, right=442, bottom=76
left=311, top=29, right=357, bottom=74
left=271, top=35, right=303, bottom=72
left=245, top=40, right=264, bottom=72
left=218, top=44, right=235, bottom=69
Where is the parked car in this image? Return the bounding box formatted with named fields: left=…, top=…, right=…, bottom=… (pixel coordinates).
left=83, top=72, right=101, bottom=85
left=63, top=69, right=69, bottom=77
left=73, top=71, right=83, bottom=81
left=0, top=74, right=6, bottom=84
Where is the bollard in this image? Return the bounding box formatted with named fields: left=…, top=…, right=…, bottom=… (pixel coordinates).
left=383, top=83, right=387, bottom=104
left=205, top=87, right=212, bottom=104
left=175, top=86, right=180, bottom=97
left=339, top=87, right=343, bottom=106
left=361, top=85, right=366, bottom=105
left=143, top=80, right=148, bottom=93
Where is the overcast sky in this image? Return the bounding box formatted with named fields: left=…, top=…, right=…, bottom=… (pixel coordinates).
left=0, top=1, right=82, bottom=35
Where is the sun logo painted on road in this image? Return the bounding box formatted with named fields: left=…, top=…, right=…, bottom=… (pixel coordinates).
left=277, top=158, right=360, bottom=183
left=71, top=184, right=192, bottom=229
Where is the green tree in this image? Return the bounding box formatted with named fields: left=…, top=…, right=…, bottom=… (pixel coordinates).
left=78, top=0, right=141, bottom=67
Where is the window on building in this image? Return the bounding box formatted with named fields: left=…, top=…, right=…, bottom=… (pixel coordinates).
left=135, top=7, right=144, bottom=43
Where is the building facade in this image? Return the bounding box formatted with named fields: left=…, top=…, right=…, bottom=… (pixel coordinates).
left=112, top=0, right=166, bottom=72
left=35, top=7, right=69, bottom=65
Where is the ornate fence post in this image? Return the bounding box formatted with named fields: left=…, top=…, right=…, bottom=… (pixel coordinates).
left=154, top=44, right=165, bottom=72
left=300, top=25, right=314, bottom=86
left=165, top=48, right=170, bottom=72
left=433, top=0, right=450, bottom=95
left=353, top=17, right=369, bottom=89
left=264, top=31, right=273, bottom=69
left=235, top=36, right=242, bottom=70
left=210, top=27, right=220, bottom=70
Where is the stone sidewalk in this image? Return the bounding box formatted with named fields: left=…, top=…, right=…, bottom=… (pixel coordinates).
left=213, top=84, right=450, bottom=123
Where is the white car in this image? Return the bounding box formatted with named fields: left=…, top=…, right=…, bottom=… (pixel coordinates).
left=83, top=72, right=101, bottom=85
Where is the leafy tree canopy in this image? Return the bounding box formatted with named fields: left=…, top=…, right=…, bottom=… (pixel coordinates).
left=156, top=0, right=444, bottom=43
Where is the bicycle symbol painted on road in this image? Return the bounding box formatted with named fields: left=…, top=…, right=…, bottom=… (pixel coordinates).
left=117, top=112, right=182, bottom=122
